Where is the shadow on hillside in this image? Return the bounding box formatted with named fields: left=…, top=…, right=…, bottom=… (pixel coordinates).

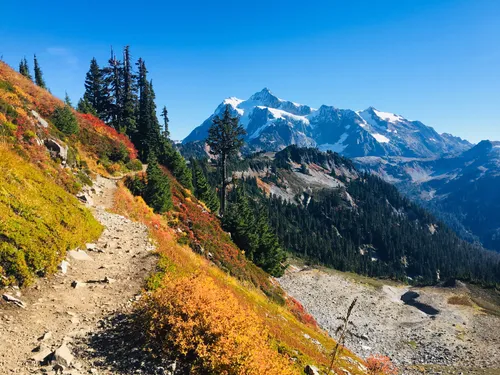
left=76, top=311, right=185, bottom=375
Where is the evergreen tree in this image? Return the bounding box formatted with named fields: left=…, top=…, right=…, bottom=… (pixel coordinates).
left=135, top=58, right=163, bottom=160
left=77, top=97, right=98, bottom=116
left=64, top=92, right=72, bottom=107
left=206, top=105, right=246, bottom=216
left=52, top=105, right=79, bottom=136
left=103, top=48, right=124, bottom=131
left=19, top=57, right=32, bottom=80
left=121, top=46, right=137, bottom=137
left=145, top=157, right=172, bottom=213
left=161, top=106, right=170, bottom=139
left=33, top=54, right=47, bottom=89
left=191, top=158, right=219, bottom=212
left=83, top=58, right=110, bottom=121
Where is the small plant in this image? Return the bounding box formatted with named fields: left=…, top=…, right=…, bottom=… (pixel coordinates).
left=366, top=354, right=398, bottom=375
left=327, top=298, right=357, bottom=373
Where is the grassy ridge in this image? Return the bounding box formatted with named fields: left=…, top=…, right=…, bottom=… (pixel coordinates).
left=0, top=145, right=102, bottom=286
left=112, top=180, right=369, bottom=374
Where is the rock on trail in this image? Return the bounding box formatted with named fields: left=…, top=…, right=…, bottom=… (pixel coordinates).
left=0, top=175, right=158, bottom=374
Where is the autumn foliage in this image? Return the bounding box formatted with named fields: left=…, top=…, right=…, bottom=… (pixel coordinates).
left=366, top=355, right=398, bottom=375
left=144, top=273, right=297, bottom=375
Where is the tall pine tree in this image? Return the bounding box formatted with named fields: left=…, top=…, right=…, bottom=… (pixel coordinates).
left=161, top=106, right=170, bottom=139
left=104, top=48, right=124, bottom=132
left=206, top=105, right=246, bottom=216
left=83, top=58, right=110, bottom=121
left=121, top=46, right=137, bottom=137
left=145, top=157, right=172, bottom=213
left=33, top=54, right=47, bottom=89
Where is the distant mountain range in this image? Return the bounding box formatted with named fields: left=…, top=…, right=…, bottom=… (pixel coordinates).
left=183, top=88, right=471, bottom=158
left=182, top=89, right=499, bottom=252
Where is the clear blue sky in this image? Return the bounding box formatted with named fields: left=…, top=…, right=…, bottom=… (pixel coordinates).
left=1, top=0, right=499, bottom=143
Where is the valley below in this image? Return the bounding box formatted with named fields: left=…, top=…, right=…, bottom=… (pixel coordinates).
left=278, top=263, right=500, bottom=374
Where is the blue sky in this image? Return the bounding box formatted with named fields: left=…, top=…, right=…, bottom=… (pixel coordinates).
left=1, top=0, right=499, bottom=142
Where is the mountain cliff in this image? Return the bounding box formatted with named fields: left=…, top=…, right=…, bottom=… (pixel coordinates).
left=184, top=88, right=471, bottom=158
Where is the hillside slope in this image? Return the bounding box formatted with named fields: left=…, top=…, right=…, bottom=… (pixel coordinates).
left=356, top=140, right=500, bottom=252
left=225, top=146, right=500, bottom=285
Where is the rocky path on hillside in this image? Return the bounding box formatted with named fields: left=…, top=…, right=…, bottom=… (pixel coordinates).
left=0, top=176, right=172, bottom=375
left=279, top=265, right=500, bottom=375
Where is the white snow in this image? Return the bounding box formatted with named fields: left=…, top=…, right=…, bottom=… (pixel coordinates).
left=373, top=109, right=403, bottom=123
left=371, top=133, right=390, bottom=143
left=318, top=133, right=349, bottom=153
left=223, top=97, right=244, bottom=115
left=265, top=107, right=310, bottom=124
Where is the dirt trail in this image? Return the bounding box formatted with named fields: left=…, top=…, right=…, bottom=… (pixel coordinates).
left=0, top=176, right=160, bottom=375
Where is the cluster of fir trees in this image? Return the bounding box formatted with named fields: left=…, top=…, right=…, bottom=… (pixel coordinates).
left=125, top=157, right=173, bottom=214
left=233, top=164, right=500, bottom=285
left=190, top=158, right=219, bottom=213
left=18, top=55, right=47, bottom=89
left=223, top=184, right=286, bottom=277
left=77, top=46, right=192, bottom=190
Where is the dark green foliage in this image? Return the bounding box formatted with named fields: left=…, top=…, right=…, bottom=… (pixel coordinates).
left=191, top=158, right=219, bottom=212
left=19, top=57, right=32, bottom=80
left=224, top=185, right=285, bottom=276
left=64, top=92, right=72, bottom=107
left=33, top=54, right=47, bottom=89
left=144, top=159, right=173, bottom=213
left=125, top=173, right=147, bottom=197
left=206, top=105, right=246, bottom=215
left=77, top=97, right=98, bottom=116
left=121, top=46, right=137, bottom=137
left=262, top=173, right=500, bottom=286
left=103, top=48, right=124, bottom=132
left=126, top=159, right=143, bottom=171
left=51, top=105, right=79, bottom=136
left=158, top=141, right=193, bottom=190
left=83, top=58, right=110, bottom=121
left=161, top=106, right=170, bottom=139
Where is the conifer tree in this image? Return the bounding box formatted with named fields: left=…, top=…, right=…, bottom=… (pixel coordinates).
left=145, top=157, right=172, bottom=213
left=19, top=57, right=32, bottom=80
left=77, top=97, right=98, bottom=116
left=104, top=48, right=124, bottom=132
left=64, top=92, right=72, bottom=107
left=121, top=46, right=137, bottom=137
left=33, top=54, right=47, bottom=89
left=191, top=158, right=219, bottom=212
left=206, top=105, right=246, bottom=216
left=83, top=58, right=110, bottom=121
left=135, top=59, right=162, bottom=160
left=161, top=106, right=170, bottom=139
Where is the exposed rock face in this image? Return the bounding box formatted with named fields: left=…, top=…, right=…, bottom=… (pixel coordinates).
left=31, top=110, right=48, bottom=128
left=44, top=138, right=68, bottom=164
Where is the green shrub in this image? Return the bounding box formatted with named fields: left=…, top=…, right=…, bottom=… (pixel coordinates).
left=51, top=105, right=79, bottom=136
left=126, top=159, right=143, bottom=171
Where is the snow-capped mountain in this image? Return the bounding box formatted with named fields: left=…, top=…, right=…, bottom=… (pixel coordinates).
left=183, top=88, right=471, bottom=158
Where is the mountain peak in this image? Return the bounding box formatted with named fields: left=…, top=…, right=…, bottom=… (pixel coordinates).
left=249, top=87, right=281, bottom=104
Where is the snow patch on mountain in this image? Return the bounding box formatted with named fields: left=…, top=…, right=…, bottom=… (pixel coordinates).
left=371, top=133, right=390, bottom=143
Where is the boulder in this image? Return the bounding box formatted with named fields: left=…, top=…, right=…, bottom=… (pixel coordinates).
left=53, top=343, right=74, bottom=367
left=44, top=138, right=68, bottom=164
left=2, top=293, right=26, bottom=308
left=305, top=364, right=320, bottom=375
left=68, top=250, right=93, bottom=261
left=31, top=344, right=52, bottom=364
left=58, top=260, right=70, bottom=274
left=31, top=110, right=49, bottom=128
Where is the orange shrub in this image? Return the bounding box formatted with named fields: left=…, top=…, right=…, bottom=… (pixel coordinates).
left=366, top=354, right=398, bottom=375
left=144, top=273, right=297, bottom=375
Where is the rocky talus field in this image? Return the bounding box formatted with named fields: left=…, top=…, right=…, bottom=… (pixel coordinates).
left=279, top=265, right=500, bottom=375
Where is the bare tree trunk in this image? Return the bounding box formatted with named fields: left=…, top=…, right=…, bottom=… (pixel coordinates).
left=220, top=153, right=227, bottom=217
